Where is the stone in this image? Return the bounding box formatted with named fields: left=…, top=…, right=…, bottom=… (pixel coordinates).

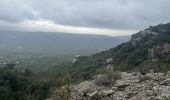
left=160, top=78, right=170, bottom=85
left=88, top=91, right=98, bottom=97
left=106, top=58, right=113, bottom=64
left=166, top=71, right=170, bottom=78
left=94, top=75, right=113, bottom=86
left=120, top=72, right=137, bottom=79
left=145, top=90, right=154, bottom=96
left=99, top=90, right=114, bottom=96
left=115, top=80, right=129, bottom=88
left=106, top=64, right=114, bottom=70
left=145, top=73, right=165, bottom=81
left=111, top=86, right=118, bottom=90
left=115, top=79, right=139, bottom=88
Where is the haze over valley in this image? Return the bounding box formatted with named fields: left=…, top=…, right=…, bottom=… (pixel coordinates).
left=0, top=31, right=130, bottom=71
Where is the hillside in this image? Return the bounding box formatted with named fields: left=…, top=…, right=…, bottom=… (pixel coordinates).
left=48, top=22, right=170, bottom=100
left=70, top=22, right=170, bottom=81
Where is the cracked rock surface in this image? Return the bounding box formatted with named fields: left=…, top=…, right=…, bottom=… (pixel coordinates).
left=69, top=72, right=170, bottom=100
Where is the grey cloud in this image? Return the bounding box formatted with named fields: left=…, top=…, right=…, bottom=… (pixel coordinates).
left=0, top=0, right=170, bottom=30
left=0, top=0, right=38, bottom=22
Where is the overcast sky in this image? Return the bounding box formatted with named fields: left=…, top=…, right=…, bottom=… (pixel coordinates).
left=0, top=0, right=170, bottom=36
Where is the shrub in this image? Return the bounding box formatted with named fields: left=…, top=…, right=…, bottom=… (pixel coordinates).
left=161, top=96, right=170, bottom=100
left=94, top=70, right=120, bottom=86
left=94, top=75, right=112, bottom=86
left=52, top=85, right=71, bottom=100
left=137, top=61, right=160, bottom=75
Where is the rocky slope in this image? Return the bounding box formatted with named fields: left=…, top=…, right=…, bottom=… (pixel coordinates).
left=69, top=71, right=170, bottom=100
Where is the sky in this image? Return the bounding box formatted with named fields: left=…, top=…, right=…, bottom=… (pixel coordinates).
left=0, top=0, right=170, bottom=36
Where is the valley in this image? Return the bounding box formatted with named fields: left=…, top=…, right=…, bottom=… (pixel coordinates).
left=0, top=31, right=130, bottom=72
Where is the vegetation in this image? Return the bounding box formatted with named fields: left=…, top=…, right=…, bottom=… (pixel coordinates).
left=0, top=23, right=170, bottom=99
left=71, top=22, right=170, bottom=77
left=0, top=65, right=50, bottom=100
left=162, top=96, right=170, bottom=100
left=94, top=68, right=120, bottom=86
left=52, top=85, right=71, bottom=100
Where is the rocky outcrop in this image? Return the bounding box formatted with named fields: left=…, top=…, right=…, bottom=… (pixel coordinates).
left=106, top=58, right=113, bottom=64
left=130, top=29, right=158, bottom=46
left=148, top=43, right=170, bottom=62
left=69, top=71, right=170, bottom=100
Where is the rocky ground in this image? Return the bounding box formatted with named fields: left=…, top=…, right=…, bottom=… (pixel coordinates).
left=69, top=71, right=170, bottom=100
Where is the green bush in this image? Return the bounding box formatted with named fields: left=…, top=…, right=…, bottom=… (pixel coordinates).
left=161, top=96, right=170, bottom=100
left=94, top=69, right=120, bottom=86
left=52, top=85, right=71, bottom=100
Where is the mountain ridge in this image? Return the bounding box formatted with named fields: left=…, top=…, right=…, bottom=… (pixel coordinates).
left=71, top=22, right=170, bottom=81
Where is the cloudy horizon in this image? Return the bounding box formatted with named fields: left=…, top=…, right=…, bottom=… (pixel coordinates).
left=0, top=0, right=170, bottom=36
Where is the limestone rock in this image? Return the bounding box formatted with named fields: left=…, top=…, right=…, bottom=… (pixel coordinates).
left=106, top=58, right=113, bottom=64
left=160, top=78, right=170, bottom=85
left=69, top=72, right=170, bottom=100
left=99, top=90, right=114, bottom=96
left=88, top=91, right=98, bottom=97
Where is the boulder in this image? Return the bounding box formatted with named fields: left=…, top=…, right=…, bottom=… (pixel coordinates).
left=106, top=58, right=113, bottom=64
left=115, top=79, right=139, bottom=89
left=99, top=90, right=114, bottom=96
left=88, top=91, right=98, bottom=97
left=72, top=81, right=99, bottom=97
left=120, top=72, right=136, bottom=79
left=94, top=75, right=113, bottom=86
left=160, top=78, right=170, bottom=85
left=129, top=92, right=148, bottom=100
left=106, top=64, right=114, bottom=70
left=166, top=71, right=170, bottom=78
left=145, top=73, right=165, bottom=81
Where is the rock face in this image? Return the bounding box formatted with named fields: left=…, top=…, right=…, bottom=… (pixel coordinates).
left=69, top=72, right=170, bottom=100
left=106, top=58, right=113, bottom=64
left=148, top=43, right=170, bottom=62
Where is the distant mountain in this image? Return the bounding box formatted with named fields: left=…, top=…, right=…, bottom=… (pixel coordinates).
left=71, top=22, right=170, bottom=81
left=0, top=31, right=130, bottom=56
